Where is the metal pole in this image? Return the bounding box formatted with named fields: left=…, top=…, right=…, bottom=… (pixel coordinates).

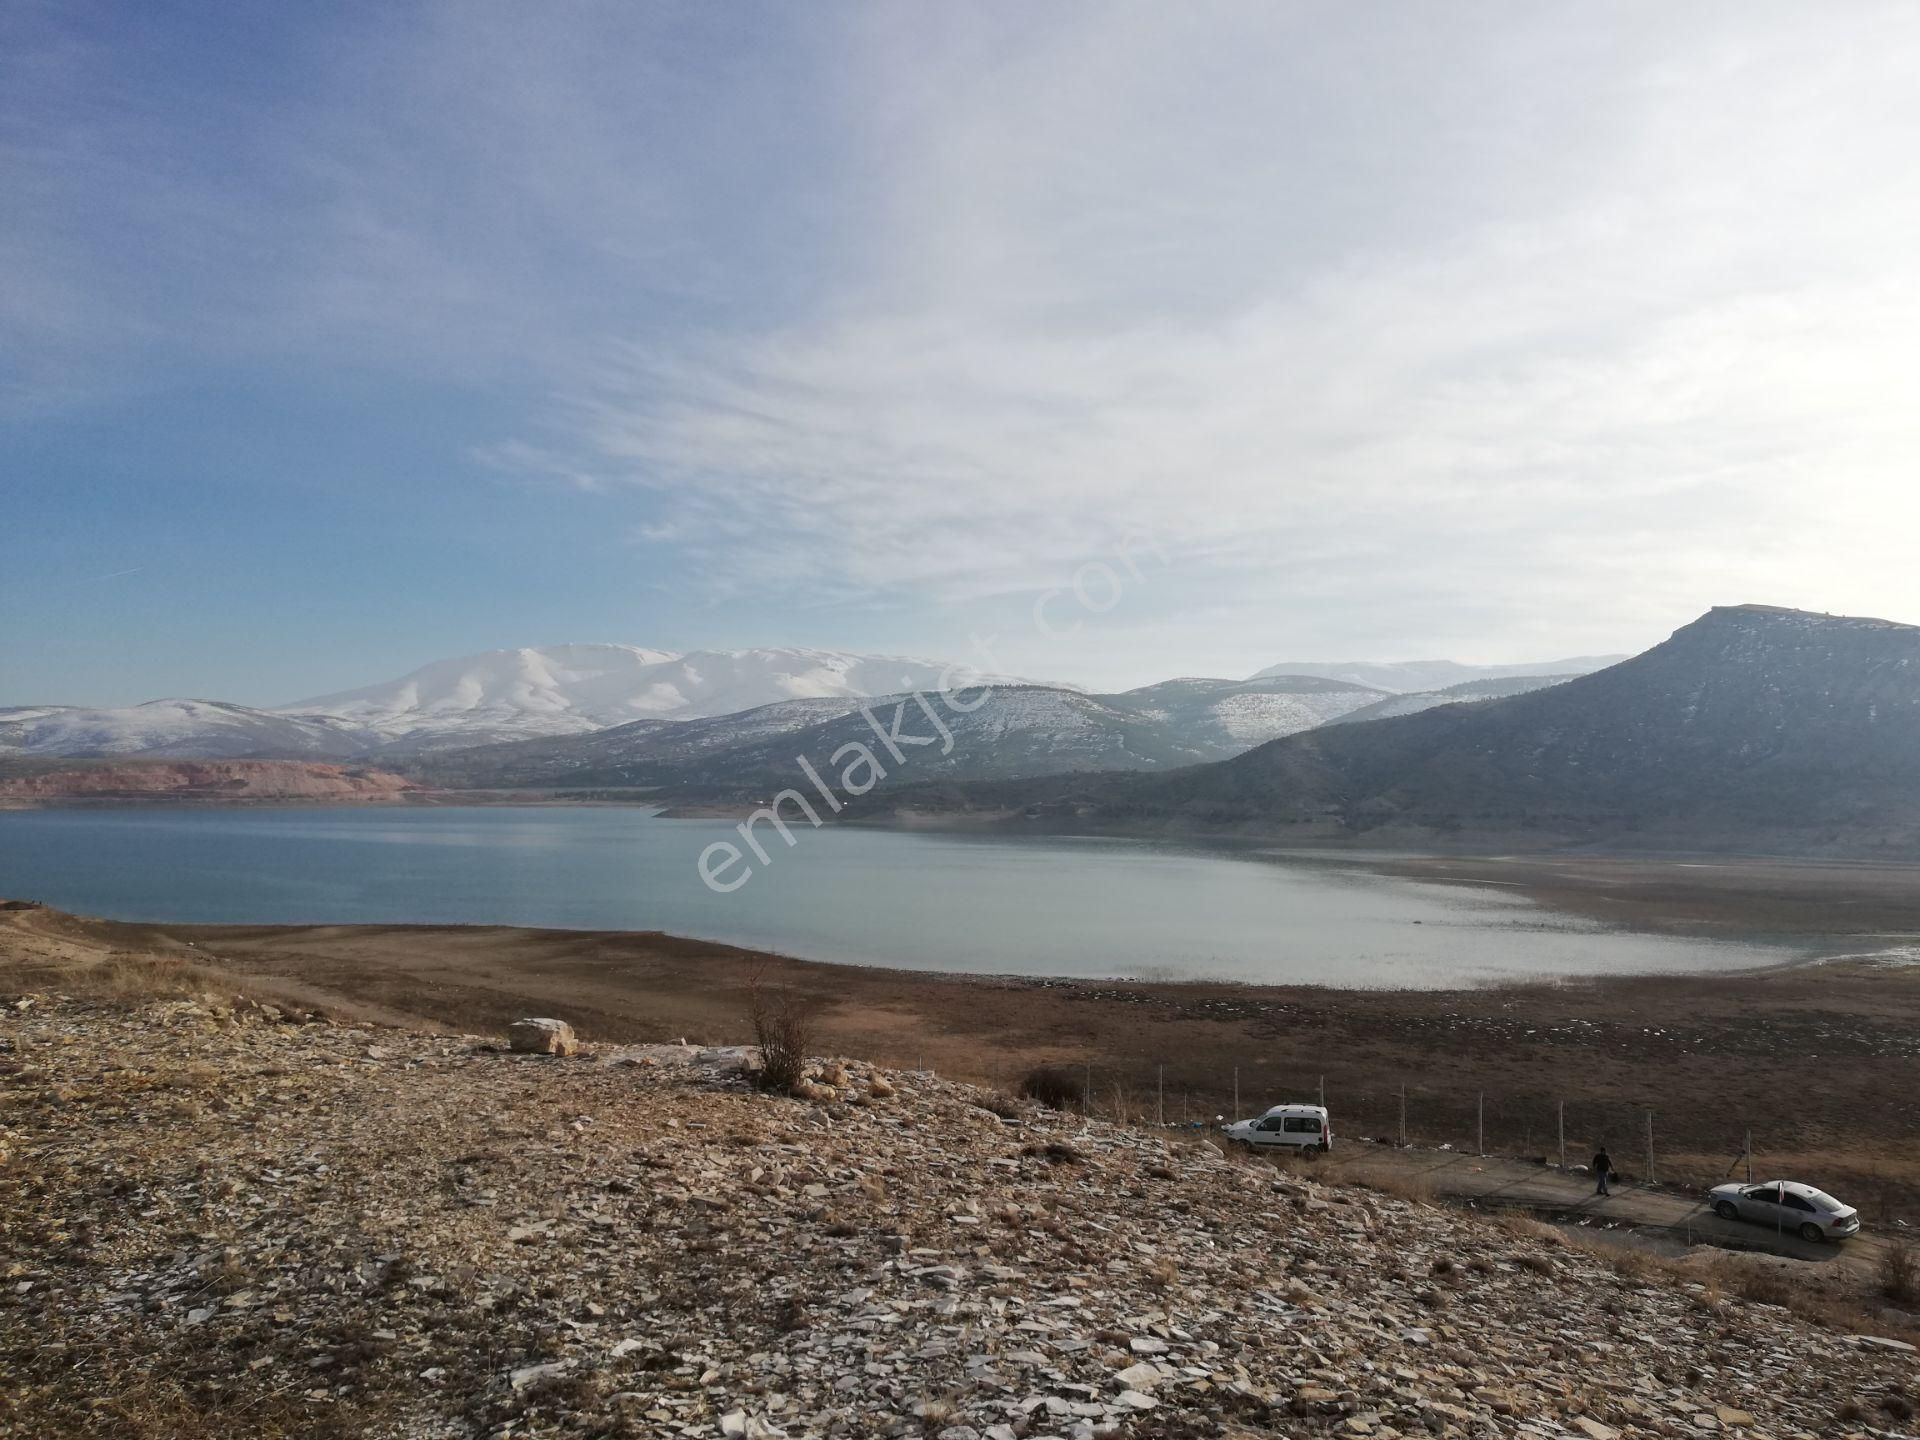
left=1646, top=1110, right=1655, bottom=1187
left=1558, top=1100, right=1565, bottom=1172
left=1318, top=1074, right=1325, bottom=1109
left=1477, top=1092, right=1485, bottom=1156
left=1745, top=1128, right=1753, bottom=1182
left=1233, top=1065, right=1240, bottom=1120
left=1157, top=1065, right=1164, bottom=1127
left=1398, top=1084, right=1407, bottom=1148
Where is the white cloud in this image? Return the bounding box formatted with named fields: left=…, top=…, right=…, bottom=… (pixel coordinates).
left=497, top=4, right=1920, bottom=672
left=9, top=2, right=1920, bottom=679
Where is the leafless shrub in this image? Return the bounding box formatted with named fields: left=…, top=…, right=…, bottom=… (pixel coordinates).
left=1021, top=1139, right=1082, bottom=1165
left=1019, top=1066, right=1084, bottom=1111
left=1730, top=1265, right=1794, bottom=1307
left=745, top=980, right=814, bottom=1096
left=974, top=1091, right=1022, bottom=1120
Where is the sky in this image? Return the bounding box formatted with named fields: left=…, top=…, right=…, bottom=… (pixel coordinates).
left=5, top=1, right=1920, bottom=706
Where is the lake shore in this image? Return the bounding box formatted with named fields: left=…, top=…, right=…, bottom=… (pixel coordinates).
left=8, top=887, right=1919, bottom=1217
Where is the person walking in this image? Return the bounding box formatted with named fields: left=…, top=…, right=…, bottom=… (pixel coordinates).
left=1592, top=1144, right=1613, bottom=1197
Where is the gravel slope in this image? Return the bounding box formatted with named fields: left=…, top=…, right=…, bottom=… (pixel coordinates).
left=3, top=987, right=1917, bottom=1439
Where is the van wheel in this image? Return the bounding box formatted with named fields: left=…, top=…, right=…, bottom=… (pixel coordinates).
left=1300, top=1145, right=1321, bottom=1161
left=1798, top=1222, right=1824, bottom=1244
left=1713, top=1200, right=1738, bottom=1221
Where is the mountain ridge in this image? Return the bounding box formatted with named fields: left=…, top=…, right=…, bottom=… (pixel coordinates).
left=874, top=605, right=1920, bottom=855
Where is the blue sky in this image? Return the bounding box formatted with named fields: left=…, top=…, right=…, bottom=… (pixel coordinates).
left=6, top=2, right=1920, bottom=706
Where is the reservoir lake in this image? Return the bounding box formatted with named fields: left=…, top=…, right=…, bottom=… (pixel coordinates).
left=0, top=805, right=1830, bottom=988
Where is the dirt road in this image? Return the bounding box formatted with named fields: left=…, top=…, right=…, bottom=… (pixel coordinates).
left=1309, top=1142, right=1903, bottom=1271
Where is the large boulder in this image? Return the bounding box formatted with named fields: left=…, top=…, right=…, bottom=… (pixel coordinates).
left=508, top=1017, right=579, bottom=1056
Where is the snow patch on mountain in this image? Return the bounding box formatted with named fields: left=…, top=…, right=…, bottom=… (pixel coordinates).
left=284, top=644, right=1039, bottom=745
left=0, top=700, right=373, bottom=759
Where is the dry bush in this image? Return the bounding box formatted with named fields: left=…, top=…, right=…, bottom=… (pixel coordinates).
left=1354, top=1169, right=1433, bottom=1205
left=745, top=981, right=814, bottom=1095
left=1882, top=1240, right=1918, bottom=1306
left=974, top=1091, right=1022, bottom=1120
left=1018, top=1066, right=1085, bottom=1111
left=1729, top=1264, right=1795, bottom=1308
left=1020, top=1139, right=1083, bottom=1165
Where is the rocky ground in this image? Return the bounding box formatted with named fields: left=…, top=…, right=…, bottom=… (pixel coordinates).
left=4, top=980, right=1919, bottom=1440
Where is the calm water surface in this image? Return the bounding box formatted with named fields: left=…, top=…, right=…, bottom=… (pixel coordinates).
left=0, top=806, right=1823, bottom=987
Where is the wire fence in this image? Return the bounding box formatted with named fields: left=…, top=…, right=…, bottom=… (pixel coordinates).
left=960, top=1055, right=1918, bottom=1228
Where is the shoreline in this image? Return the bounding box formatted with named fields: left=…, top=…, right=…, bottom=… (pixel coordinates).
left=8, top=899, right=1920, bottom=1216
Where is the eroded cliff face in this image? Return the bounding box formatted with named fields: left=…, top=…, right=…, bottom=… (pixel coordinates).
left=0, top=759, right=423, bottom=805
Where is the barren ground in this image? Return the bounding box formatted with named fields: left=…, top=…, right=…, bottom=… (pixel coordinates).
left=9, top=859, right=1918, bottom=1226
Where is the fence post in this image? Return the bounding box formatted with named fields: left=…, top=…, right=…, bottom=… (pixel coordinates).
left=1318, top=1074, right=1325, bottom=1109
left=1646, top=1110, right=1655, bottom=1186
left=1477, top=1092, right=1485, bottom=1156
left=1558, top=1100, right=1565, bottom=1172
left=1398, top=1083, right=1407, bottom=1148
left=1745, top=1128, right=1752, bottom=1182
left=1157, top=1065, right=1164, bottom=1127
left=1233, top=1065, right=1240, bottom=1121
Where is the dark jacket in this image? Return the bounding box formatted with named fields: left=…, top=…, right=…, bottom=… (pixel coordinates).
left=1592, top=1150, right=1612, bottom=1175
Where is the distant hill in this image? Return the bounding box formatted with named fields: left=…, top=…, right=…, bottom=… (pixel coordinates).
left=406, top=675, right=1389, bottom=793
left=1323, top=673, right=1584, bottom=726
left=1248, top=654, right=1625, bottom=693
left=884, top=607, right=1920, bottom=855
left=0, top=760, right=422, bottom=806
left=0, top=700, right=375, bottom=760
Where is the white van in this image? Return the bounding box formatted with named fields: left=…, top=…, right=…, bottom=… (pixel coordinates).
left=1223, top=1103, right=1332, bottom=1154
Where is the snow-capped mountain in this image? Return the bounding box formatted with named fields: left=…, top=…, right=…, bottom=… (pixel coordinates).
left=414, top=686, right=1228, bottom=794
left=1248, top=654, right=1624, bottom=693
left=283, top=644, right=1034, bottom=748
left=0, top=700, right=375, bottom=759
left=410, top=677, right=1393, bottom=793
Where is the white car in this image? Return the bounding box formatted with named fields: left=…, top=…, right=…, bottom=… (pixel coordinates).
left=1223, top=1104, right=1332, bottom=1154
left=1707, top=1180, right=1860, bottom=1242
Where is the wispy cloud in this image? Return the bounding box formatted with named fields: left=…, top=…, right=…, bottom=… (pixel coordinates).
left=499, top=5, right=1920, bottom=660
left=8, top=3, right=1920, bottom=677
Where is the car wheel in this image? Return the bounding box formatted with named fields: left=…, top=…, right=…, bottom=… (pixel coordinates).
left=1798, top=1222, right=1825, bottom=1244
left=1713, top=1200, right=1739, bottom=1221
left=1300, top=1145, right=1321, bottom=1161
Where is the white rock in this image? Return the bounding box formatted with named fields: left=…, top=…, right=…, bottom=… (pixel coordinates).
left=508, top=1017, right=579, bottom=1055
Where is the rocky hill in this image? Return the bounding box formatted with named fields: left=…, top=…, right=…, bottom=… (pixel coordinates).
left=3, top=960, right=1914, bottom=1439
left=0, top=760, right=423, bottom=807
left=891, top=607, right=1920, bottom=855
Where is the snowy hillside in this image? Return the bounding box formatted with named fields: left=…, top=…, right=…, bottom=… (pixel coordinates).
left=1325, top=673, right=1582, bottom=726
left=284, top=644, right=1035, bottom=747
left=0, top=700, right=374, bottom=759
left=1111, top=676, right=1384, bottom=749
left=1249, top=654, right=1624, bottom=693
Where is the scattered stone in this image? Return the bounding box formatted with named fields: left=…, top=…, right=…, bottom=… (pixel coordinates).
left=3, top=987, right=1912, bottom=1440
